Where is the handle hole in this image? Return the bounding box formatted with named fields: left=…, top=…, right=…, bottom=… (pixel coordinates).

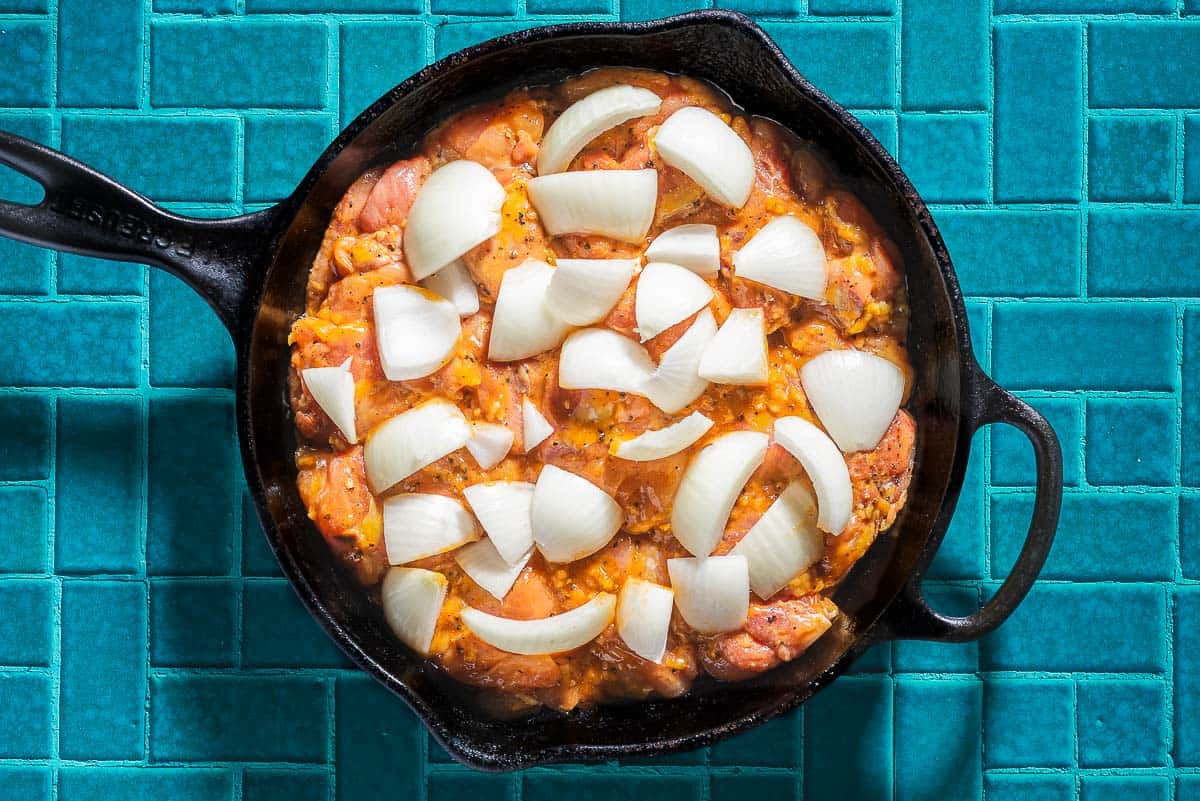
left=0, top=161, right=45, bottom=206
left=926, top=433, right=987, bottom=581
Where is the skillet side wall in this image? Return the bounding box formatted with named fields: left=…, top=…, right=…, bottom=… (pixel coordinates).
left=242, top=17, right=964, bottom=768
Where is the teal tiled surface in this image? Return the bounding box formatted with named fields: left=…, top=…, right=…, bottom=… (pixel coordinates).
left=0, top=2, right=1195, bottom=798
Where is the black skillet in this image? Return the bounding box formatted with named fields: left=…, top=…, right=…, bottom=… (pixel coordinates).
left=0, top=10, right=1062, bottom=770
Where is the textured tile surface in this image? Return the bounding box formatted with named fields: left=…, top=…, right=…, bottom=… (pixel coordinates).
left=0, top=2, right=1195, bottom=798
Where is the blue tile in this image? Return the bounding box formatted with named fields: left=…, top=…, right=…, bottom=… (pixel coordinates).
left=717, top=0, right=800, bottom=15
left=247, top=0, right=419, bottom=7
left=1187, top=116, right=1200, bottom=203
left=993, top=396, right=1081, bottom=487
left=528, top=0, right=610, bottom=11
left=340, top=22, right=428, bottom=127
left=336, top=674, right=423, bottom=801
left=524, top=775, right=703, bottom=801
left=619, top=0, right=699, bottom=19
left=1187, top=311, right=1199, bottom=486
left=984, top=677, right=1075, bottom=768
left=58, top=0, right=141, bottom=107
left=900, top=114, right=989, bottom=202
left=0, top=673, right=51, bottom=757
left=1081, top=776, right=1170, bottom=801
left=0, top=768, right=50, bottom=801
left=1078, top=678, right=1168, bottom=767
left=983, top=582, right=1166, bottom=672
left=998, top=0, right=1170, bottom=8
left=993, top=302, right=1176, bottom=391
left=436, top=21, right=531, bottom=59
left=0, top=113, right=50, bottom=206
left=1090, top=22, right=1200, bottom=108
left=995, top=23, right=1083, bottom=202
left=854, top=112, right=897, bottom=155
left=967, top=300, right=989, bottom=370
left=242, top=579, right=349, bottom=668
left=149, top=271, right=235, bottom=388
left=1089, top=116, right=1175, bottom=203
left=58, top=255, right=145, bottom=296
left=0, top=302, right=141, bottom=387
left=151, top=20, right=329, bottom=108
left=1175, top=587, right=1200, bottom=764
left=150, top=579, right=237, bottom=667
left=936, top=209, right=1080, bottom=298
left=243, top=115, right=332, bottom=202
left=893, top=585, right=979, bottom=671
left=763, top=22, right=896, bottom=109
left=242, top=490, right=281, bottom=577
left=894, top=679, right=981, bottom=801
left=148, top=397, right=236, bottom=575
left=985, top=774, right=1075, bottom=801
left=810, top=0, right=894, bottom=13
left=804, top=676, right=892, bottom=801
left=710, top=710, right=800, bottom=766
left=429, top=774, right=517, bottom=801
left=1182, top=776, right=1200, bottom=801
left=0, top=394, right=50, bottom=479
left=928, top=440, right=986, bottom=580
left=151, top=675, right=328, bottom=762
left=0, top=22, right=51, bottom=107
left=711, top=775, right=797, bottom=801
left=1086, top=397, right=1177, bottom=486
left=847, top=639, right=892, bottom=674
left=432, top=0, right=516, bottom=12
left=55, top=396, right=143, bottom=574
left=0, top=238, right=51, bottom=296
left=242, top=769, right=328, bottom=801
left=0, top=487, right=48, bottom=572
left=994, top=492, right=1175, bottom=582
left=0, top=0, right=48, bottom=9
left=60, top=580, right=146, bottom=759
left=1184, top=495, right=1200, bottom=579
left=61, top=116, right=237, bottom=203
left=901, top=0, right=988, bottom=110
left=0, top=580, right=52, bottom=666
left=156, top=0, right=236, bottom=11
left=1090, top=209, right=1200, bottom=298
left=58, top=768, right=234, bottom=801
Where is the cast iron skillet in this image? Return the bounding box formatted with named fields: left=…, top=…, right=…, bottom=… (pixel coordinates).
left=0, top=10, right=1061, bottom=770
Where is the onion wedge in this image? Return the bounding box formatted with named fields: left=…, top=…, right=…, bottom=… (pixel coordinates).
left=381, top=567, right=448, bottom=655
left=617, top=578, right=675, bottom=663
left=419, top=257, right=479, bottom=317
left=731, top=480, right=824, bottom=599
left=461, top=593, right=617, bottom=655
left=301, top=357, right=356, bottom=443
left=642, top=308, right=717, bottom=413
left=373, top=285, right=462, bottom=381
left=364, top=399, right=470, bottom=493
left=465, top=422, right=514, bottom=470
left=558, top=328, right=655, bottom=395
left=644, top=223, right=720, bottom=278
left=488, top=259, right=572, bottom=362
left=531, top=465, right=622, bottom=562
left=654, top=106, right=754, bottom=208
left=537, top=84, right=663, bottom=175
left=527, top=169, right=658, bottom=243
left=634, top=261, right=714, bottom=342
left=733, top=215, right=827, bottom=300
left=772, top=416, right=852, bottom=534
left=698, top=307, right=768, bottom=385
left=462, top=481, right=536, bottom=566
left=404, top=159, right=505, bottom=280
left=522, top=397, right=554, bottom=452
left=612, top=411, right=713, bottom=462
left=670, top=430, right=768, bottom=557
left=667, top=555, right=750, bottom=634
left=545, top=258, right=638, bottom=326
left=455, top=539, right=531, bottom=601
left=382, top=493, right=479, bottom=565
left=800, top=350, right=904, bottom=452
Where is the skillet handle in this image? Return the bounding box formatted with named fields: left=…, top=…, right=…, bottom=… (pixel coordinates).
left=876, top=362, right=1063, bottom=643
left=0, top=129, right=284, bottom=333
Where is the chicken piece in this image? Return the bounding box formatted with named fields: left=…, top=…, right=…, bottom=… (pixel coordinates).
left=296, top=448, right=386, bottom=586
left=307, top=170, right=380, bottom=313
left=438, top=97, right=545, bottom=172
left=461, top=180, right=553, bottom=301
left=825, top=239, right=903, bottom=335
left=289, top=317, right=382, bottom=443
left=701, top=595, right=838, bottom=681
left=316, top=265, right=410, bottom=325
left=358, top=157, right=431, bottom=234
left=474, top=352, right=559, bottom=452
left=331, top=227, right=408, bottom=279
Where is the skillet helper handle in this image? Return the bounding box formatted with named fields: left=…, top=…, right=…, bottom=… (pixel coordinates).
left=0, top=129, right=280, bottom=332
left=877, top=362, right=1063, bottom=643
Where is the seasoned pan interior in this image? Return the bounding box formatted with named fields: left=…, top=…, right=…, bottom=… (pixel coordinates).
left=242, top=16, right=964, bottom=766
